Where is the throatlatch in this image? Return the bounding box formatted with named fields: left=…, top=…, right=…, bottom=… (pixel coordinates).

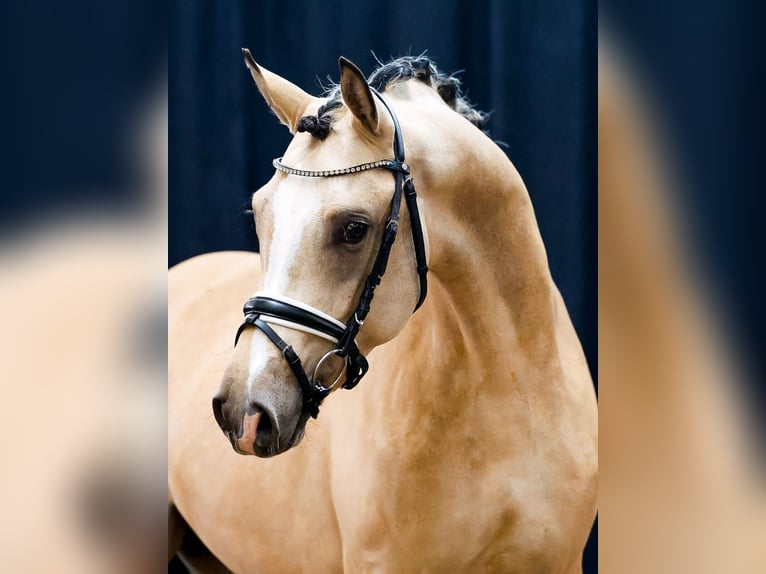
left=235, top=89, right=428, bottom=418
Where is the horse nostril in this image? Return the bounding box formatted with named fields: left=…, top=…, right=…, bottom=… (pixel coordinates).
left=212, top=396, right=226, bottom=430
left=250, top=403, right=276, bottom=449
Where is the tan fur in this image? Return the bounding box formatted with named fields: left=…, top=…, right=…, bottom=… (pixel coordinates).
left=169, top=60, right=597, bottom=573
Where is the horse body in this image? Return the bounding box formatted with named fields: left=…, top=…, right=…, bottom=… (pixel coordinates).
left=169, top=60, right=596, bottom=573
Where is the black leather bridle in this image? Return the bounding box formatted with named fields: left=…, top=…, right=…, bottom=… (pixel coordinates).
left=235, top=89, right=428, bottom=418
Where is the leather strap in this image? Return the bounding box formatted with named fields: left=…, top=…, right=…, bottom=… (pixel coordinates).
left=403, top=177, right=429, bottom=310
left=372, top=89, right=428, bottom=310
left=250, top=317, right=326, bottom=418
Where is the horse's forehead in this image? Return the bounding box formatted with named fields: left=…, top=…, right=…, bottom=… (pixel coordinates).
left=266, top=171, right=385, bottom=214
left=263, top=177, right=321, bottom=217
left=257, top=95, right=424, bottom=210
left=283, top=106, right=395, bottom=164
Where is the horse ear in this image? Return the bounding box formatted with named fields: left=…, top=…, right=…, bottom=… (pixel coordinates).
left=242, top=48, right=314, bottom=133
left=339, top=57, right=379, bottom=135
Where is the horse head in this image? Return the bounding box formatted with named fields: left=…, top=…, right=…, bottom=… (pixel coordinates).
left=213, top=52, right=429, bottom=457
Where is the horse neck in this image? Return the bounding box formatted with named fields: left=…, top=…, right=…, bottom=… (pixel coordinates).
left=370, top=128, right=565, bottom=432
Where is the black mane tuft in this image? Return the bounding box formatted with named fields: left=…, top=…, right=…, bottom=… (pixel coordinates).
left=297, top=55, right=488, bottom=140
left=296, top=98, right=342, bottom=140
left=367, top=56, right=488, bottom=130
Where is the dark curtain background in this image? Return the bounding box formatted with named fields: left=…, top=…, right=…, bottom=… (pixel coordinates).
left=169, top=1, right=596, bottom=570
left=1, top=1, right=165, bottom=233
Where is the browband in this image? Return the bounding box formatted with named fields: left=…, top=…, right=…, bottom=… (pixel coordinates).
left=235, top=88, right=428, bottom=418
left=273, top=157, right=409, bottom=178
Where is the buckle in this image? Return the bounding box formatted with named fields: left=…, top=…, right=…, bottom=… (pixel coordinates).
left=404, top=177, right=417, bottom=196
left=282, top=345, right=300, bottom=366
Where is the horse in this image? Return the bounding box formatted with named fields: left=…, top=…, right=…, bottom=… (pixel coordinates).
left=168, top=51, right=597, bottom=573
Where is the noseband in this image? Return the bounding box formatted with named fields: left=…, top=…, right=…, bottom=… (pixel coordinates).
left=235, top=90, right=429, bottom=418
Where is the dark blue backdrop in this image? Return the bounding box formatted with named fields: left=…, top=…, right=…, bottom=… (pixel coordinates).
left=169, top=0, right=596, bottom=362
left=169, top=2, right=596, bottom=568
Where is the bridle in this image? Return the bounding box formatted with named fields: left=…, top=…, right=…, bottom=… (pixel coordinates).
left=234, top=89, right=428, bottom=418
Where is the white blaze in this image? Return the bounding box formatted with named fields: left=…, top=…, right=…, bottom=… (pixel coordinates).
left=247, top=334, right=270, bottom=396
left=248, top=183, right=322, bottom=386
left=262, top=184, right=321, bottom=293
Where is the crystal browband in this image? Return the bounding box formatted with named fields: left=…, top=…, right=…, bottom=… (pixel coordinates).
left=273, top=157, right=410, bottom=178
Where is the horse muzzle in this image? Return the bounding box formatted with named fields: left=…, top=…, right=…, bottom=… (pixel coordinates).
left=212, top=391, right=306, bottom=457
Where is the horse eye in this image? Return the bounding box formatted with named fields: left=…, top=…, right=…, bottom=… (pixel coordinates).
left=341, top=221, right=369, bottom=244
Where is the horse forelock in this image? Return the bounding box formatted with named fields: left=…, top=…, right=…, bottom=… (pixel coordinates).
left=296, top=56, right=489, bottom=140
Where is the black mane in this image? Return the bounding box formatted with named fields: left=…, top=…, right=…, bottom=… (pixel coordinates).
left=297, top=56, right=488, bottom=140
left=367, top=56, right=488, bottom=129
